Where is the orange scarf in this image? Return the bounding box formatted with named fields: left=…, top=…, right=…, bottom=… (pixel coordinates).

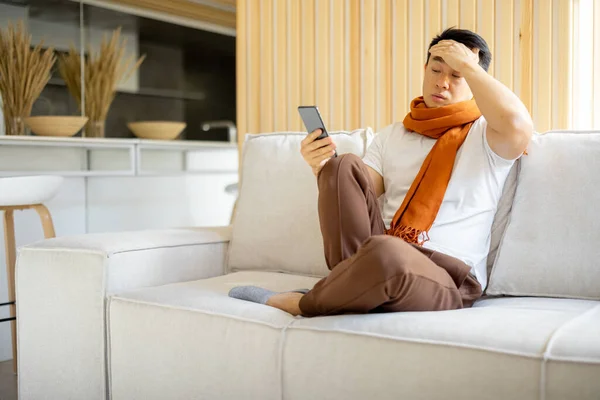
left=387, top=96, right=482, bottom=245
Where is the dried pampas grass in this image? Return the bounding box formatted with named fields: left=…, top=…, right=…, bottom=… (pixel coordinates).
left=59, top=27, right=145, bottom=137
left=0, top=21, right=56, bottom=135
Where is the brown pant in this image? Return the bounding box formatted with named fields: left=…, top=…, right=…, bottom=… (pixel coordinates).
left=298, top=154, right=482, bottom=317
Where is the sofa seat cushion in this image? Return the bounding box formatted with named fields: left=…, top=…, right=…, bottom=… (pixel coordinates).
left=285, top=296, right=600, bottom=400
left=108, top=272, right=600, bottom=400
left=108, top=271, right=321, bottom=400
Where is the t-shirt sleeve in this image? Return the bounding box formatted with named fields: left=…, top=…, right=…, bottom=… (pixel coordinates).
left=477, top=117, right=521, bottom=169
left=362, top=124, right=394, bottom=176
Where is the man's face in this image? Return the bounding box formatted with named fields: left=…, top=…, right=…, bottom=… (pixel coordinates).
left=422, top=55, right=474, bottom=108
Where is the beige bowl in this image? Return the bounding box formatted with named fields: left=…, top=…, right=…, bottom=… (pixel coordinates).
left=127, top=121, right=186, bottom=140
left=24, top=116, right=88, bottom=137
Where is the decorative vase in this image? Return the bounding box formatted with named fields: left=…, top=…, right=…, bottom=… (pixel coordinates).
left=85, top=120, right=105, bottom=138
left=4, top=115, right=26, bottom=136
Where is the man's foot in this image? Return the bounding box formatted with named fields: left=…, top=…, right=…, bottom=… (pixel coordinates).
left=266, top=292, right=304, bottom=316
left=228, top=286, right=308, bottom=316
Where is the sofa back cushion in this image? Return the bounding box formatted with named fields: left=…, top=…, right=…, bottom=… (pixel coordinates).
left=228, top=129, right=374, bottom=277
left=488, top=131, right=600, bottom=300
left=486, top=160, right=519, bottom=287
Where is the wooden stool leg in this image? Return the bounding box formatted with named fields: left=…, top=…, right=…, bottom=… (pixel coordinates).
left=32, top=204, right=56, bottom=239
left=3, top=210, right=17, bottom=374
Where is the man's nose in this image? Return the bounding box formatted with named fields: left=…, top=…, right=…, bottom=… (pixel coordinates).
left=436, top=76, right=449, bottom=89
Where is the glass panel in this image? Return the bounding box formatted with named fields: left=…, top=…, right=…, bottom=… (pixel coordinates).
left=81, top=3, right=236, bottom=141
left=0, top=0, right=83, bottom=135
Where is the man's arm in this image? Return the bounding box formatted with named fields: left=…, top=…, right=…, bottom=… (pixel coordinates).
left=462, top=63, right=533, bottom=159
left=430, top=41, right=533, bottom=160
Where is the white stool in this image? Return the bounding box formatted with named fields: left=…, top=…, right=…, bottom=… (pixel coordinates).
left=0, top=176, right=63, bottom=374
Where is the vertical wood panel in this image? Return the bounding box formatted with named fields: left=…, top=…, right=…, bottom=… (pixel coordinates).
left=428, top=0, right=442, bottom=39
left=446, top=0, right=460, bottom=27
left=595, top=0, right=600, bottom=129
left=347, top=0, right=361, bottom=130
left=236, top=0, right=246, bottom=147
left=533, top=0, right=552, bottom=132
left=408, top=1, right=425, bottom=102
left=247, top=1, right=260, bottom=134
left=361, top=0, right=376, bottom=128
left=331, top=0, right=345, bottom=131
left=495, top=0, right=513, bottom=90
left=376, top=0, right=392, bottom=131
left=478, top=0, right=495, bottom=76
left=460, top=0, right=477, bottom=30
left=259, top=0, right=274, bottom=132
left=238, top=0, right=581, bottom=140
left=519, top=0, right=533, bottom=113
left=316, top=0, right=330, bottom=126
left=273, top=0, right=287, bottom=131
left=300, top=0, right=316, bottom=110
left=288, top=0, right=302, bottom=130
left=393, top=0, right=409, bottom=122
left=555, top=0, right=571, bottom=129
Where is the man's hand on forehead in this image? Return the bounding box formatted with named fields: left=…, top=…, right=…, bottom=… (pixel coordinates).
left=429, top=40, right=480, bottom=73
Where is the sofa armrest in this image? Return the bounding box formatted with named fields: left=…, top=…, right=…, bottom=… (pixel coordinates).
left=15, top=226, right=231, bottom=400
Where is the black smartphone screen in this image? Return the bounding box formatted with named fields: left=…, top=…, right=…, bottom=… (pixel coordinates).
left=298, top=106, right=328, bottom=140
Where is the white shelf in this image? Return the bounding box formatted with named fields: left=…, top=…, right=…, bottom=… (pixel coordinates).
left=0, top=136, right=238, bottom=176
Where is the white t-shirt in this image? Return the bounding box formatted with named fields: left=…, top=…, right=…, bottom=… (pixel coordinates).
left=362, top=116, right=517, bottom=289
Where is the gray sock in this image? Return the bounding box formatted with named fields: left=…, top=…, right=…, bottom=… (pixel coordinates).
left=228, top=286, right=309, bottom=304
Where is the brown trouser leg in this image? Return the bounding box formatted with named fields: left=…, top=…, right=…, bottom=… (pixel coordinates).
left=299, top=154, right=482, bottom=317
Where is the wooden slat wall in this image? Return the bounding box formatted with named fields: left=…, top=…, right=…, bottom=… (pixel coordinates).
left=316, top=0, right=330, bottom=129
left=259, top=0, right=273, bottom=133
left=361, top=0, right=376, bottom=128
left=236, top=0, right=247, bottom=139
left=287, top=0, right=302, bottom=131
left=347, top=0, right=361, bottom=130
left=392, top=1, right=409, bottom=124
left=237, top=0, right=575, bottom=147
left=376, top=0, right=393, bottom=131
left=330, top=0, right=345, bottom=131
left=478, top=0, right=495, bottom=77
left=273, top=0, right=287, bottom=131
left=519, top=0, right=533, bottom=113
left=446, top=0, right=460, bottom=27
left=555, top=0, right=572, bottom=129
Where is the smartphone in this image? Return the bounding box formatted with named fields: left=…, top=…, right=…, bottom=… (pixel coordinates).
left=298, top=106, right=338, bottom=157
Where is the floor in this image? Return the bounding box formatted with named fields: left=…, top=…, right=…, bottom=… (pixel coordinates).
left=0, top=360, right=17, bottom=400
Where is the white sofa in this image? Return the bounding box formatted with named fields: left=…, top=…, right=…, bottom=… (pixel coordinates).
left=15, top=129, right=600, bottom=400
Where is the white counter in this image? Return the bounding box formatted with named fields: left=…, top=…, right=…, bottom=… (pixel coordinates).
left=0, top=135, right=238, bottom=176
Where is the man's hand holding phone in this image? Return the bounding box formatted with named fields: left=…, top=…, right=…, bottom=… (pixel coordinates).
left=300, top=129, right=337, bottom=177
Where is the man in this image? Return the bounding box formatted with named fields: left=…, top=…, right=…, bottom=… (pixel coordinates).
left=230, top=28, right=533, bottom=316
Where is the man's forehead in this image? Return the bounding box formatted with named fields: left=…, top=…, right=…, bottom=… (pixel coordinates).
left=432, top=56, right=445, bottom=64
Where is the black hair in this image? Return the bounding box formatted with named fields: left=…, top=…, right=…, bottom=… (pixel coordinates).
left=426, top=27, right=491, bottom=72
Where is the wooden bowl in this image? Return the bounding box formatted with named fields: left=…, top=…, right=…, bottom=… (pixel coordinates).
left=24, top=116, right=88, bottom=137
left=127, top=121, right=186, bottom=140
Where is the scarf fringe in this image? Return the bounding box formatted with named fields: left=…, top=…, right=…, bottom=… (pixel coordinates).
left=387, top=225, right=430, bottom=246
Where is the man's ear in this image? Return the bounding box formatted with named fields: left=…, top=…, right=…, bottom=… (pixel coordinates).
left=423, top=63, right=427, bottom=71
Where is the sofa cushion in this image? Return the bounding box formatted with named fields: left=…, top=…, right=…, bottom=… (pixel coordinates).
left=485, top=160, right=519, bottom=287
left=108, top=271, right=320, bottom=400
left=488, top=131, right=600, bottom=300
left=228, top=129, right=374, bottom=277
left=109, top=271, right=600, bottom=400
